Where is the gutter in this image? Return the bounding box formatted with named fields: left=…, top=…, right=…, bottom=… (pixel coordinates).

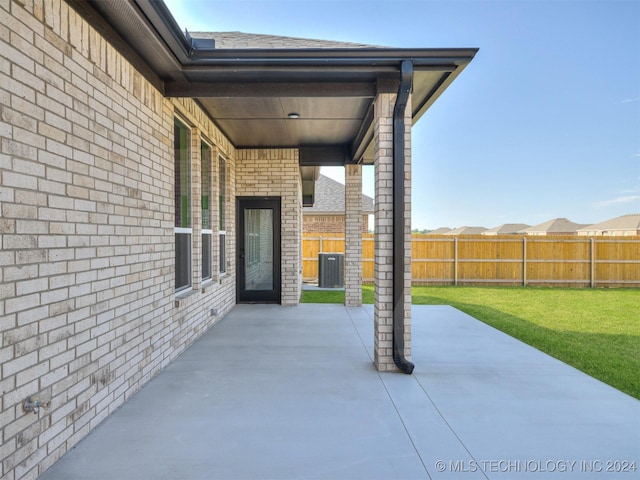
left=392, top=60, right=415, bottom=375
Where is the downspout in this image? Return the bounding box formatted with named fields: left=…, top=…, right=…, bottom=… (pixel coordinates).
left=392, top=60, right=415, bottom=374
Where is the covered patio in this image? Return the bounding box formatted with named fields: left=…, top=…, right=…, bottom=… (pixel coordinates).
left=40, top=304, right=639, bottom=480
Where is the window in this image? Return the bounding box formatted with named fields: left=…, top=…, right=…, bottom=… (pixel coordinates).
left=174, top=119, right=191, bottom=292
left=218, top=155, right=227, bottom=274
left=201, top=141, right=213, bottom=281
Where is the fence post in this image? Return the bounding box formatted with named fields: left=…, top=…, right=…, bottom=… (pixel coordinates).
left=454, top=237, right=458, bottom=286
left=590, top=237, right=595, bottom=288
left=523, top=236, right=527, bottom=286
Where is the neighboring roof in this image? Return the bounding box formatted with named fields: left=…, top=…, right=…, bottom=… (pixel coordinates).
left=304, top=175, right=374, bottom=214
left=576, top=214, right=640, bottom=233
left=428, top=227, right=453, bottom=234
left=444, top=226, right=488, bottom=235
left=520, top=218, right=589, bottom=234
left=482, top=223, right=530, bottom=235
left=190, top=31, right=382, bottom=49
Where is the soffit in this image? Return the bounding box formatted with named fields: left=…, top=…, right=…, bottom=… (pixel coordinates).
left=197, top=96, right=371, bottom=147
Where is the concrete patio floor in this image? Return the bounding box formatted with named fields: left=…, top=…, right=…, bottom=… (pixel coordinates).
left=41, top=304, right=639, bottom=479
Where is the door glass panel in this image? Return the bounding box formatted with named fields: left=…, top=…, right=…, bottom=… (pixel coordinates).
left=245, top=208, right=273, bottom=291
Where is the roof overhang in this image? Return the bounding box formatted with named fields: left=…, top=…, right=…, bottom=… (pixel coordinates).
left=299, top=166, right=319, bottom=207
left=68, top=0, right=477, bottom=165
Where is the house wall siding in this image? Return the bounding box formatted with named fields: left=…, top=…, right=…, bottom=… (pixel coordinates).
left=236, top=149, right=302, bottom=305
left=0, top=2, right=237, bottom=478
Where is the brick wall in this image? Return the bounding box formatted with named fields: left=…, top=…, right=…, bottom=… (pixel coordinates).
left=0, top=1, right=237, bottom=478
left=235, top=149, right=302, bottom=306
left=303, top=215, right=344, bottom=233
left=302, top=214, right=369, bottom=233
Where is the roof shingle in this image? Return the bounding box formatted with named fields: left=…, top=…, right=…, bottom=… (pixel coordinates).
left=482, top=223, right=530, bottom=235
left=519, top=218, right=589, bottom=234
left=190, top=31, right=383, bottom=49
left=304, top=175, right=374, bottom=214
left=444, top=226, right=488, bottom=235
left=576, top=214, right=640, bottom=233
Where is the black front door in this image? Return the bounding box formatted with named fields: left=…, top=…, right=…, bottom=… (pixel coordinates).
left=237, top=197, right=281, bottom=303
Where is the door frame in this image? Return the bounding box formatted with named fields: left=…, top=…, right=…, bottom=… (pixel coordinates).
left=236, top=196, right=281, bottom=304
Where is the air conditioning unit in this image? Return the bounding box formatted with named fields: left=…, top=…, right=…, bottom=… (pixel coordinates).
left=318, top=253, right=344, bottom=288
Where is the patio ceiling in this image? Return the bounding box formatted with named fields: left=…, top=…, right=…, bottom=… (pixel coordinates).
left=69, top=0, right=477, bottom=165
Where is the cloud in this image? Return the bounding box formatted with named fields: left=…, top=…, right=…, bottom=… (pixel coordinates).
left=593, top=195, right=640, bottom=208
left=621, top=97, right=640, bottom=104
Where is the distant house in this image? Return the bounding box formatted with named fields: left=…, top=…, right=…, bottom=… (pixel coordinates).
left=482, top=223, right=530, bottom=235
left=303, top=175, right=374, bottom=233
left=428, top=227, right=454, bottom=234
left=576, top=214, right=640, bottom=236
left=444, top=226, right=488, bottom=235
left=519, top=218, right=589, bottom=235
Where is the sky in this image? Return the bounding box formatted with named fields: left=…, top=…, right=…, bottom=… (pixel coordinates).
left=164, top=0, right=640, bottom=231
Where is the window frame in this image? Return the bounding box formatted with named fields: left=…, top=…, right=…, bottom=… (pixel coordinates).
left=174, top=117, right=192, bottom=293
left=218, top=154, right=227, bottom=275
left=201, top=139, right=214, bottom=282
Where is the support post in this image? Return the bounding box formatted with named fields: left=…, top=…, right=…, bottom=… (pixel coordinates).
left=454, top=237, right=459, bottom=286
left=345, top=164, right=363, bottom=306
left=373, top=92, right=395, bottom=371
left=523, top=236, right=527, bottom=286
left=590, top=237, right=595, bottom=288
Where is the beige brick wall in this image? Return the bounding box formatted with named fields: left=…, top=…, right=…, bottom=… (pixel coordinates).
left=235, top=149, right=302, bottom=306
left=303, top=215, right=345, bottom=233
left=302, top=214, right=369, bottom=233
left=0, top=2, right=237, bottom=478
left=345, top=165, right=363, bottom=306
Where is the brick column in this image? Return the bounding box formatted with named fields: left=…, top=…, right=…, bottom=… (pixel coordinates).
left=345, top=164, right=362, bottom=306
left=373, top=92, right=412, bottom=372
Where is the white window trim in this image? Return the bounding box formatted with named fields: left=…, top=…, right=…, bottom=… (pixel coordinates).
left=174, top=117, right=192, bottom=293
left=219, top=154, right=227, bottom=275
left=201, top=138, right=215, bottom=282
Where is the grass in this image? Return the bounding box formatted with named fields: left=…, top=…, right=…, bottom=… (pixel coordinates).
left=301, top=285, right=640, bottom=400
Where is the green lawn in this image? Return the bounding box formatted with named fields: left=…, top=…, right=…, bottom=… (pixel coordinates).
left=301, top=286, right=640, bottom=399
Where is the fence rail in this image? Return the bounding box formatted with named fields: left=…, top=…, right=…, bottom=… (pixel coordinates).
left=302, top=234, right=640, bottom=287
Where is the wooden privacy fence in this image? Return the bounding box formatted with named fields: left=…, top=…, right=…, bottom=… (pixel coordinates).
left=303, top=233, right=640, bottom=287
